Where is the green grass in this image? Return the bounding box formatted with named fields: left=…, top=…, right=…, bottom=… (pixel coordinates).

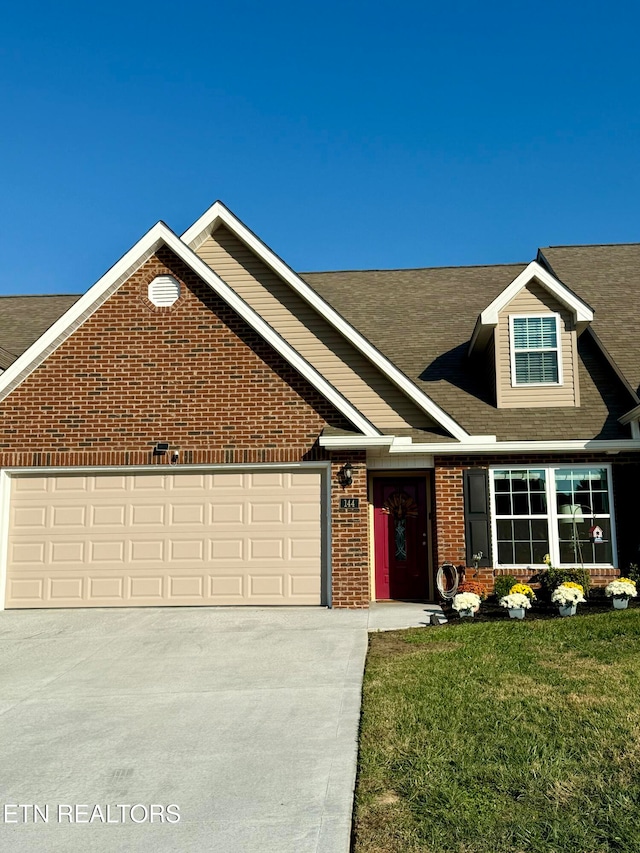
left=353, top=611, right=640, bottom=853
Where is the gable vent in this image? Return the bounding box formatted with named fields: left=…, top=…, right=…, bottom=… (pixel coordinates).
left=148, top=275, right=180, bottom=307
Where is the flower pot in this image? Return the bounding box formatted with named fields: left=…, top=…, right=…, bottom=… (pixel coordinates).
left=458, top=608, right=474, bottom=618
left=508, top=607, right=526, bottom=620
left=558, top=603, right=577, bottom=617
left=613, top=596, right=629, bottom=610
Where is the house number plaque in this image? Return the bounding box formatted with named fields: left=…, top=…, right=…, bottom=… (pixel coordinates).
left=340, top=498, right=360, bottom=510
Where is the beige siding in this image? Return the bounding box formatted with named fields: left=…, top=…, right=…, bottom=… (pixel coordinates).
left=5, top=470, right=322, bottom=608
left=196, top=227, right=435, bottom=429
left=486, top=336, right=497, bottom=405
left=496, top=281, right=579, bottom=408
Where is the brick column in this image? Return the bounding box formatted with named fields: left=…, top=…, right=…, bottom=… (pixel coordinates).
left=329, top=451, right=369, bottom=608
left=433, top=464, right=466, bottom=569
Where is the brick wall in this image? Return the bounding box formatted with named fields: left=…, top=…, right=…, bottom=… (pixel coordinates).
left=330, top=452, right=369, bottom=607
left=433, top=452, right=638, bottom=594
left=0, top=248, right=352, bottom=458
left=0, top=248, right=371, bottom=607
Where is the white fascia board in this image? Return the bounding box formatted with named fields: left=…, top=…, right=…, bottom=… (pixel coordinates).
left=0, top=222, right=167, bottom=399
left=0, top=222, right=379, bottom=438
left=480, top=261, right=594, bottom=326
left=181, top=202, right=471, bottom=442
left=319, top=435, right=395, bottom=449
left=619, top=403, right=640, bottom=425
left=388, top=439, right=640, bottom=454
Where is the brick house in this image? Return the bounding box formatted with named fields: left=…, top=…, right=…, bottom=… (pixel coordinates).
left=1, top=202, right=639, bottom=609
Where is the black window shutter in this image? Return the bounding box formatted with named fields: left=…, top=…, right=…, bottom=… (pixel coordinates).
left=463, top=468, right=492, bottom=567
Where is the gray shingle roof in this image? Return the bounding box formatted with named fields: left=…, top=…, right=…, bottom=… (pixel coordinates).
left=302, top=261, right=636, bottom=441
left=541, top=244, right=640, bottom=395
left=2, top=242, right=638, bottom=443
left=0, top=295, right=80, bottom=370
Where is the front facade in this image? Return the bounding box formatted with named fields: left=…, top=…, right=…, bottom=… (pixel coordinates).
left=1, top=203, right=639, bottom=609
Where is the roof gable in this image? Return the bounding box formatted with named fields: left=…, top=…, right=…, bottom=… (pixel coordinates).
left=181, top=202, right=471, bottom=442
left=0, top=221, right=379, bottom=438
left=468, top=260, right=594, bottom=355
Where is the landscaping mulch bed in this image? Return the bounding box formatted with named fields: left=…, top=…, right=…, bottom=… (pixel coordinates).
left=441, top=589, right=639, bottom=623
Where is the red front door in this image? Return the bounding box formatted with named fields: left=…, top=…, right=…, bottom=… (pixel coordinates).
left=373, top=477, right=429, bottom=600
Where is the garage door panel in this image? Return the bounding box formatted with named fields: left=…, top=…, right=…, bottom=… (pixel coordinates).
left=89, top=577, right=124, bottom=600
left=169, top=474, right=206, bottom=490
left=11, top=542, right=46, bottom=564
left=210, top=502, right=244, bottom=524
left=93, top=475, right=127, bottom=491
left=169, top=575, right=204, bottom=598
left=8, top=578, right=44, bottom=602
left=5, top=470, right=323, bottom=608
left=129, top=576, right=164, bottom=600
left=209, top=575, right=244, bottom=598
left=249, top=502, right=283, bottom=524
left=211, top=472, right=244, bottom=488
left=49, top=577, right=84, bottom=601
left=169, top=540, right=204, bottom=562
left=13, top=476, right=49, bottom=493
left=170, top=504, right=205, bottom=525
left=51, top=476, right=89, bottom=492
left=249, top=538, right=284, bottom=560
left=91, top=504, right=126, bottom=526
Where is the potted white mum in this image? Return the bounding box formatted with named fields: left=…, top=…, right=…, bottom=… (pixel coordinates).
left=605, top=577, right=637, bottom=610
left=499, top=591, right=532, bottom=620
left=551, top=582, right=586, bottom=617
left=452, top=591, right=481, bottom=618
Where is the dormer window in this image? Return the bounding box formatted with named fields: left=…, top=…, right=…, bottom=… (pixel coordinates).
left=510, top=314, right=562, bottom=386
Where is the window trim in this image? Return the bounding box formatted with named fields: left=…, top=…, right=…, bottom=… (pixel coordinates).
left=509, top=313, right=563, bottom=387
left=488, top=463, right=617, bottom=569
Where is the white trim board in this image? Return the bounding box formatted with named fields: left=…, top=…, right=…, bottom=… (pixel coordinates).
left=0, top=222, right=379, bottom=438
left=469, top=260, right=594, bottom=355
left=182, top=202, right=471, bottom=442
left=320, top=435, right=640, bottom=454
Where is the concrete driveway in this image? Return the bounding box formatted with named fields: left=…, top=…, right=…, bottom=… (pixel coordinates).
left=0, top=604, right=441, bottom=852
left=0, top=607, right=374, bottom=852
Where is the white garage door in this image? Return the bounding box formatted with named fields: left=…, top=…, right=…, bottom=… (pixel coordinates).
left=4, top=470, right=323, bottom=608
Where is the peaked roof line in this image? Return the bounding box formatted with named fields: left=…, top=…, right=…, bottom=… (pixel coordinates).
left=181, top=202, right=471, bottom=442
left=468, top=260, right=594, bottom=356
left=542, top=241, right=640, bottom=249
left=301, top=261, right=527, bottom=275
left=0, top=221, right=381, bottom=438
left=0, top=293, right=81, bottom=299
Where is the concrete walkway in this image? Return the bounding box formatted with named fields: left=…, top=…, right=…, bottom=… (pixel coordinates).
left=0, top=603, right=441, bottom=852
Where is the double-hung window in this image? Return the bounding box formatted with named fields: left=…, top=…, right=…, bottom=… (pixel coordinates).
left=510, top=314, right=562, bottom=385
left=491, top=465, right=615, bottom=567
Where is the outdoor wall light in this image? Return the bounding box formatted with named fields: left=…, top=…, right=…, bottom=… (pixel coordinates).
left=339, top=462, right=354, bottom=487
left=153, top=442, right=169, bottom=456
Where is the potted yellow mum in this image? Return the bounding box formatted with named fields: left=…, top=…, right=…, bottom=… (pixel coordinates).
left=605, top=578, right=637, bottom=610
left=551, top=582, right=586, bottom=617
left=499, top=583, right=536, bottom=620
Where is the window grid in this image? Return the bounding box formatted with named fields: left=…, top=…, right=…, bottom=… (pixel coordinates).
left=490, top=465, right=616, bottom=568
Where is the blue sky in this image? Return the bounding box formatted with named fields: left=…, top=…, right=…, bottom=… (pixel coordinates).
left=1, top=1, right=639, bottom=294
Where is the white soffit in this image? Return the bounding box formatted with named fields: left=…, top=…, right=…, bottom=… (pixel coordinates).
left=181, top=202, right=471, bottom=442
left=468, top=260, right=594, bottom=355
left=0, top=223, right=379, bottom=438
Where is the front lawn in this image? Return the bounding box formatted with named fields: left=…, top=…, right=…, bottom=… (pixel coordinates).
left=353, top=611, right=640, bottom=853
